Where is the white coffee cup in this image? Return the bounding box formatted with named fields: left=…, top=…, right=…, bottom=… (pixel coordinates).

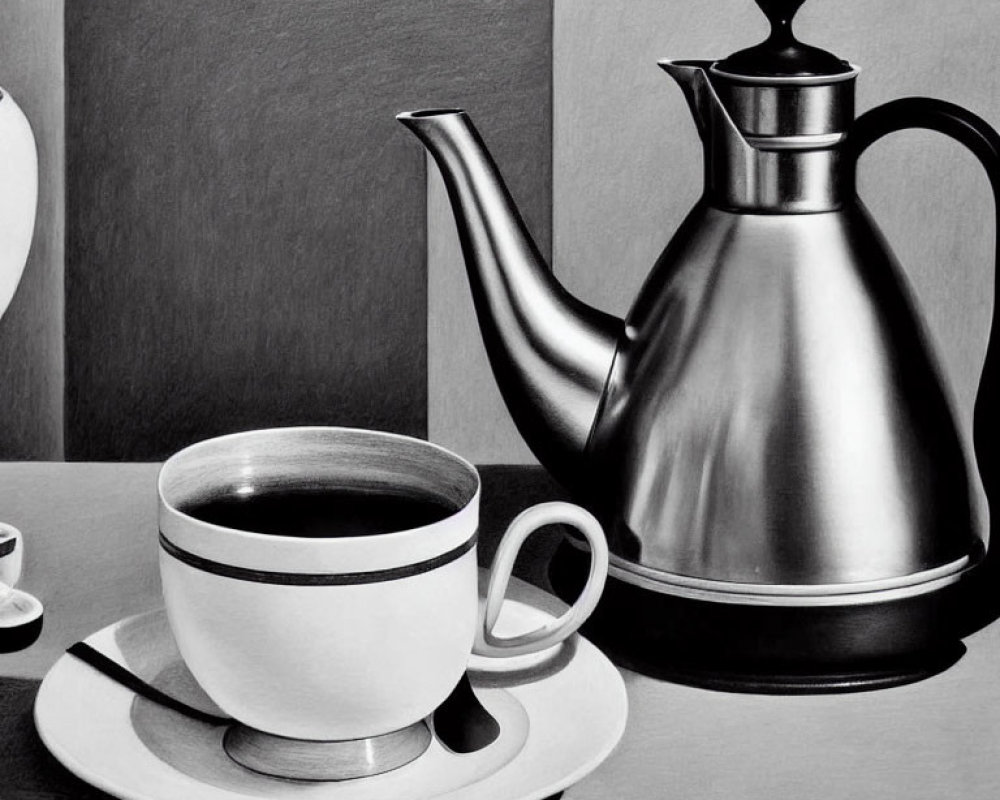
left=0, top=523, right=22, bottom=606
left=158, top=426, right=608, bottom=742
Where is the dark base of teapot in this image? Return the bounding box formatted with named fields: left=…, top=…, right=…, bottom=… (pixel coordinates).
left=548, top=539, right=976, bottom=693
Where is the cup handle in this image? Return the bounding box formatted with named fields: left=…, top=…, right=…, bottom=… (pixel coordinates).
left=473, top=502, right=608, bottom=658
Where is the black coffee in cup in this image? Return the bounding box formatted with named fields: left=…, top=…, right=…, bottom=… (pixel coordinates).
left=180, top=487, right=456, bottom=538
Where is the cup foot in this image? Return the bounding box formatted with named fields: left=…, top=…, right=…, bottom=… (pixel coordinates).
left=223, top=720, right=432, bottom=781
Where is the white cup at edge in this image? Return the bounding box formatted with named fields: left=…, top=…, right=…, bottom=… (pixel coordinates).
left=0, top=523, right=23, bottom=607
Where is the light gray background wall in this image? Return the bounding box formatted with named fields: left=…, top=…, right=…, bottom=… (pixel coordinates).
left=0, top=0, right=64, bottom=459
left=433, top=0, right=998, bottom=482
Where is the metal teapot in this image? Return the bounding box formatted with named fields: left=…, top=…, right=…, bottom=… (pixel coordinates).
left=399, top=0, right=998, bottom=687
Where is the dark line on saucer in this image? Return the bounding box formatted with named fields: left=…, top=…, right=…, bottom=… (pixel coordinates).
left=158, top=530, right=478, bottom=585
left=0, top=537, right=15, bottom=558
left=67, top=641, right=232, bottom=726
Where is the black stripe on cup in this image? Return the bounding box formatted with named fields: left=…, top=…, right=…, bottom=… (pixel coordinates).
left=0, top=537, right=15, bottom=558
left=158, top=531, right=478, bottom=585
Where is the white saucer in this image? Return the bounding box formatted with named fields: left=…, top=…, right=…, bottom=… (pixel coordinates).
left=35, top=575, right=627, bottom=800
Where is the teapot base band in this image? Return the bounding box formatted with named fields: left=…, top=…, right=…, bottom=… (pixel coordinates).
left=549, top=538, right=982, bottom=694
left=563, top=535, right=979, bottom=607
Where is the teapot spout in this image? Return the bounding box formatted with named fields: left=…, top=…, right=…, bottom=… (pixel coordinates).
left=659, top=60, right=717, bottom=138
left=658, top=59, right=748, bottom=146
left=397, top=109, right=622, bottom=488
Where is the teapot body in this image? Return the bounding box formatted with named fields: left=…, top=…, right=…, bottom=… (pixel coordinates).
left=401, top=0, right=1000, bottom=686
left=586, top=199, right=981, bottom=588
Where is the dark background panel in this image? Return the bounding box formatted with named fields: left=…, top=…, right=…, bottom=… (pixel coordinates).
left=64, top=0, right=551, bottom=461
left=0, top=0, right=64, bottom=460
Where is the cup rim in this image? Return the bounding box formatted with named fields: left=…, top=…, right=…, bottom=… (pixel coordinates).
left=158, top=425, right=482, bottom=545
left=158, top=426, right=482, bottom=575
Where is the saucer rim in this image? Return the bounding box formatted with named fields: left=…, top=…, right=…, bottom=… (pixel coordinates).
left=34, top=578, right=628, bottom=800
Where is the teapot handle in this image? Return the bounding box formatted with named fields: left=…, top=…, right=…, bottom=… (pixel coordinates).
left=845, top=99, right=999, bottom=611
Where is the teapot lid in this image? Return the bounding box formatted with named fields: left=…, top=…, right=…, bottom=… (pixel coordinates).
left=714, top=0, right=851, bottom=79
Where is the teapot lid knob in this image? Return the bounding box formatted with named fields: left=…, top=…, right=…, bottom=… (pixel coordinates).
left=715, top=0, right=851, bottom=78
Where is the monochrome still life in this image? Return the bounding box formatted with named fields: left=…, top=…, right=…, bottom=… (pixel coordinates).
left=0, top=1, right=998, bottom=798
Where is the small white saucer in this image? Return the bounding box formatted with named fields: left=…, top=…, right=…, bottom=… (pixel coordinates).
left=35, top=575, right=627, bottom=800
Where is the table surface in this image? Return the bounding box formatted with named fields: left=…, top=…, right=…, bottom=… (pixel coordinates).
left=2, top=462, right=1000, bottom=800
